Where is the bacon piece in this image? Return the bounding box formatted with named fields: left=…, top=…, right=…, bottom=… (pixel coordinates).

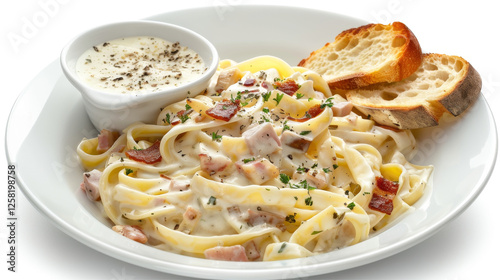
left=80, top=169, right=102, bottom=201
left=242, top=123, right=281, bottom=156
left=368, top=176, right=399, bottom=215
left=204, top=245, right=249, bottom=262
left=125, top=140, right=162, bottom=164
left=177, top=109, right=193, bottom=118
left=215, top=68, right=242, bottom=93
left=274, top=79, right=299, bottom=96
left=96, top=129, right=120, bottom=153
left=206, top=99, right=241, bottom=121
left=280, top=131, right=311, bottom=152
left=376, top=176, right=399, bottom=193
left=112, top=225, right=148, bottom=244
left=246, top=209, right=286, bottom=231
left=287, top=104, right=324, bottom=122
left=369, top=194, right=394, bottom=215
left=199, top=153, right=232, bottom=175
left=236, top=158, right=279, bottom=185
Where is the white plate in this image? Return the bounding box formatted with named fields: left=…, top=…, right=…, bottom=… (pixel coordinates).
left=5, top=5, right=497, bottom=279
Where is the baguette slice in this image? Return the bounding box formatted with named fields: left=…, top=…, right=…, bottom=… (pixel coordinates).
left=298, top=22, right=423, bottom=90
left=345, top=53, right=482, bottom=129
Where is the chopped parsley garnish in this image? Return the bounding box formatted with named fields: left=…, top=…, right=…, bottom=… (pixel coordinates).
left=242, top=157, right=255, bottom=164
left=279, top=173, right=291, bottom=184
left=305, top=196, right=314, bottom=206
left=185, top=104, right=192, bottom=110
left=332, top=164, right=339, bottom=170
left=311, top=230, right=323, bottom=235
left=211, top=131, right=222, bottom=142
left=347, top=202, right=356, bottom=210
left=164, top=113, right=171, bottom=124
left=291, top=180, right=316, bottom=191
left=273, top=92, right=284, bottom=105
left=179, top=113, right=190, bottom=123
left=125, top=168, right=134, bottom=175
left=320, top=97, right=335, bottom=109
left=262, top=107, right=270, bottom=114
left=278, top=242, right=287, bottom=253
left=207, top=196, right=217, bottom=205
left=262, top=92, right=272, bottom=102
left=231, top=91, right=249, bottom=106
left=323, top=167, right=331, bottom=173
left=296, top=166, right=307, bottom=173
left=231, top=92, right=242, bottom=102
left=282, top=120, right=290, bottom=133
left=296, top=93, right=304, bottom=99
left=300, top=130, right=311, bottom=135
left=285, top=213, right=297, bottom=223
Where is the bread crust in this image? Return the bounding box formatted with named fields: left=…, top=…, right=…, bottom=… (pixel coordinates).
left=438, top=62, right=482, bottom=116
left=346, top=54, right=482, bottom=129
left=298, top=22, right=423, bottom=90
left=353, top=103, right=441, bottom=129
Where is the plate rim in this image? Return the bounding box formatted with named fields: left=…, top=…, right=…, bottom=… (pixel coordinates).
left=5, top=4, right=498, bottom=279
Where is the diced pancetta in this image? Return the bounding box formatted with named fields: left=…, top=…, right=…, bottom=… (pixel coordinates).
left=236, top=158, right=279, bottom=185
left=96, top=129, right=120, bottom=153
left=244, top=241, right=261, bottom=261
left=280, top=131, right=311, bottom=152
left=246, top=209, right=286, bottom=231
left=293, top=169, right=328, bottom=189
left=125, top=140, right=162, bottom=164
left=204, top=245, right=249, bottom=262
left=242, top=123, right=281, bottom=156
left=112, top=225, right=148, bottom=244
left=331, top=102, right=353, bottom=117
left=178, top=206, right=201, bottom=234
left=274, top=79, right=300, bottom=96
left=214, top=68, right=243, bottom=93
left=199, top=153, right=232, bottom=175
left=80, top=169, right=102, bottom=201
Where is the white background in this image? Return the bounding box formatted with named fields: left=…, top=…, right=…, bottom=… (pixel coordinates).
left=1, top=0, right=499, bottom=279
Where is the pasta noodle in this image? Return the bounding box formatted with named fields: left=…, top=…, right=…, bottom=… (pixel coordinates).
left=76, top=56, right=433, bottom=261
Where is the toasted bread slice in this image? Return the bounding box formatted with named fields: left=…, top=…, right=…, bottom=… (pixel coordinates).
left=298, top=22, right=423, bottom=90
left=345, top=53, right=482, bottom=129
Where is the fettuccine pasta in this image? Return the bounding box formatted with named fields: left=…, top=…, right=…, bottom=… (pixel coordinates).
left=76, top=56, right=433, bottom=261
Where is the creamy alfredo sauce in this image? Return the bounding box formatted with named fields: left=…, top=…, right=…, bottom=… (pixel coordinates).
left=76, top=36, right=206, bottom=94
